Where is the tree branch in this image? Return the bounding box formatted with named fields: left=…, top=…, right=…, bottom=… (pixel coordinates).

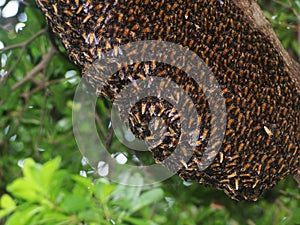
left=232, top=0, right=300, bottom=91
left=232, top=0, right=300, bottom=187
left=0, top=28, right=47, bottom=52
left=11, top=45, right=56, bottom=90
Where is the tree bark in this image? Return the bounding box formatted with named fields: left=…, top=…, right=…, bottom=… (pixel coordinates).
left=232, top=0, right=300, bottom=92
left=232, top=0, right=300, bottom=185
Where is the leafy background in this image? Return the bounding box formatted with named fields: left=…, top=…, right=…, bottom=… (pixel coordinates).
left=0, top=0, right=299, bottom=224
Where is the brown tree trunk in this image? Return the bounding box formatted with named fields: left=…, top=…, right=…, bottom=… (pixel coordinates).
left=233, top=0, right=300, bottom=91
left=233, top=0, right=300, bottom=186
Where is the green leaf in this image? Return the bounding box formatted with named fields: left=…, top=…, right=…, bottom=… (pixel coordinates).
left=55, top=118, right=72, bottom=132
left=0, top=194, right=16, bottom=209
left=113, top=173, right=144, bottom=202
left=0, top=194, right=17, bottom=219
left=129, top=188, right=164, bottom=214
left=20, top=117, right=41, bottom=125
left=3, top=89, right=21, bottom=111
left=7, top=178, right=41, bottom=202
left=0, top=209, right=10, bottom=219
left=40, top=157, right=61, bottom=190
left=95, top=179, right=116, bottom=203
left=124, top=216, right=155, bottom=225
left=5, top=205, right=44, bottom=225
left=291, top=39, right=300, bottom=56
left=38, top=211, right=71, bottom=224
left=292, top=0, right=300, bottom=14
left=22, top=158, right=44, bottom=192
left=71, top=175, right=94, bottom=189
left=77, top=209, right=105, bottom=223
left=48, top=170, right=69, bottom=201
left=60, top=194, right=90, bottom=213
left=23, top=7, right=43, bottom=35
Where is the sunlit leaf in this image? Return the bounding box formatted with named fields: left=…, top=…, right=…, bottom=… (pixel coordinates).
left=5, top=205, right=44, bottom=225
left=40, top=157, right=61, bottom=190
left=7, top=178, right=41, bottom=201
left=129, top=188, right=164, bottom=214
left=0, top=194, right=16, bottom=209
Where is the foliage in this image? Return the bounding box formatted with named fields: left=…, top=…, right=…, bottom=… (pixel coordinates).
left=1, top=158, right=299, bottom=225
left=0, top=157, right=166, bottom=225
left=260, top=0, right=300, bottom=60
left=0, top=0, right=299, bottom=225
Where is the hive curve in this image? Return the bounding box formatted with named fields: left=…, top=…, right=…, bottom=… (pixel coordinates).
left=36, top=0, right=300, bottom=201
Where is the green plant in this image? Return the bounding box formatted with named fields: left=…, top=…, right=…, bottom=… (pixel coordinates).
left=0, top=157, right=165, bottom=225
left=261, top=0, right=300, bottom=60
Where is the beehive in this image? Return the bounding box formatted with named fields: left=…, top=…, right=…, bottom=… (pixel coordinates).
left=36, top=0, right=299, bottom=201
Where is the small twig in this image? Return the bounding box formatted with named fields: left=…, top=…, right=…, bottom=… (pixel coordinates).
left=0, top=28, right=47, bottom=52
left=0, top=24, right=12, bottom=32
left=105, top=126, right=114, bottom=150
left=95, top=113, right=108, bottom=139
left=293, top=168, right=300, bottom=188
left=288, top=0, right=300, bottom=21
left=0, top=28, right=48, bottom=85
left=35, top=68, right=48, bottom=157
left=20, top=77, right=68, bottom=99
left=279, top=190, right=300, bottom=200
left=13, top=90, right=31, bottom=135
left=11, top=45, right=56, bottom=90
left=19, top=1, right=31, bottom=7
left=273, top=0, right=289, bottom=8
left=269, top=22, right=298, bottom=30
left=274, top=199, right=292, bottom=222
left=102, top=99, right=114, bottom=150
left=246, top=219, right=256, bottom=225
left=0, top=47, right=26, bottom=84
left=288, top=0, right=300, bottom=61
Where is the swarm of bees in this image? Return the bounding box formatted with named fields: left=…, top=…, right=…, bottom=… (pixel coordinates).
left=36, top=0, right=299, bottom=201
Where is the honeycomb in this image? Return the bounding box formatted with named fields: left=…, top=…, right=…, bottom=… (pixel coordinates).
left=36, top=0, right=299, bottom=201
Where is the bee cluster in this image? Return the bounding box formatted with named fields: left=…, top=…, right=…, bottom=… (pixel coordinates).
left=36, top=0, right=299, bottom=201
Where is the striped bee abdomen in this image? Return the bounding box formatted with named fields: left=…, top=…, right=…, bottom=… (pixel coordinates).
left=36, top=0, right=299, bottom=201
